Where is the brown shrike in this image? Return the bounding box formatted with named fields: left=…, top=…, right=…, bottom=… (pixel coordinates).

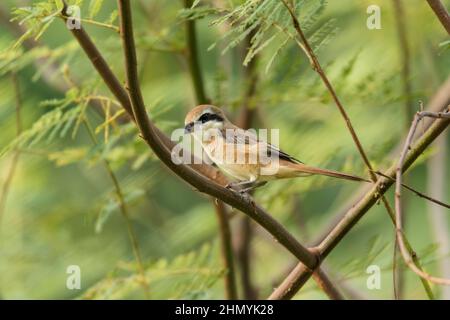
left=184, top=105, right=369, bottom=193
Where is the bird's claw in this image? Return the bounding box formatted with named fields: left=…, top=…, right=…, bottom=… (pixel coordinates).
left=238, top=190, right=252, bottom=202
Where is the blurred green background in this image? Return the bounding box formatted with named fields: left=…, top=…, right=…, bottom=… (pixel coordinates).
left=0, top=0, right=449, bottom=299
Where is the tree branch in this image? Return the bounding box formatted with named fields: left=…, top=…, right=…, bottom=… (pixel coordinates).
left=0, top=73, right=23, bottom=226
left=184, top=0, right=208, bottom=104
left=374, top=170, right=450, bottom=209
left=427, top=134, right=450, bottom=298
left=313, top=76, right=450, bottom=247
left=269, top=113, right=449, bottom=299
left=395, top=108, right=450, bottom=285
left=58, top=1, right=317, bottom=272
left=277, top=0, right=437, bottom=298
left=235, top=32, right=259, bottom=300
left=180, top=0, right=237, bottom=299
left=393, top=0, right=413, bottom=125
left=214, top=201, right=238, bottom=299
left=60, top=4, right=229, bottom=187
left=312, top=268, right=344, bottom=300
left=426, top=0, right=450, bottom=35
left=112, top=0, right=318, bottom=271
left=392, top=8, right=414, bottom=298
left=83, top=120, right=150, bottom=298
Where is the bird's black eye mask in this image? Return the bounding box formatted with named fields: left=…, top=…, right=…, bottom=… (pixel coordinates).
left=185, top=112, right=224, bottom=133
left=198, top=112, right=224, bottom=123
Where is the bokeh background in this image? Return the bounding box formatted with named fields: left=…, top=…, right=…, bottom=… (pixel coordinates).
left=0, top=0, right=449, bottom=299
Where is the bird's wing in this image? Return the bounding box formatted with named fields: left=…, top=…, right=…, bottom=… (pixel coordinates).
left=223, top=127, right=303, bottom=164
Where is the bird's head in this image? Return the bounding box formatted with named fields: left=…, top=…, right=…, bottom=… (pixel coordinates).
left=184, top=105, right=227, bottom=135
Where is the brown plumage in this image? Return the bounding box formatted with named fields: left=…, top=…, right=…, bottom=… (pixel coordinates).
left=184, top=105, right=369, bottom=191
left=275, top=160, right=369, bottom=182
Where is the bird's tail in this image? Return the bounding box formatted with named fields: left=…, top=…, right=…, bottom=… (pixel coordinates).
left=283, top=162, right=370, bottom=182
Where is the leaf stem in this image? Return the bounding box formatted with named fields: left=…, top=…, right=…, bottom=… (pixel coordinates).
left=83, top=119, right=150, bottom=299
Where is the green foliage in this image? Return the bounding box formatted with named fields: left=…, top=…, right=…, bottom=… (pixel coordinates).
left=81, top=244, right=224, bottom=299
left=0, top=0, right=448, bottom=300
left=95, top=188, right=145, bottom=234
left=438, top=40, right=450, bottom=54
left=0, top=100, right=81, bottom=158
left=10, top=1, right=64, bottom=48
left=206, top=0, right=334, bottom=69
left=88, top=0, right=104, bottom=19
left=0, top=85, right=93, bottom=157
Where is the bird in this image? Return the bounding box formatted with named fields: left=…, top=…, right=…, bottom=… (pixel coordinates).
left=184, top=104, right=369, bottom=193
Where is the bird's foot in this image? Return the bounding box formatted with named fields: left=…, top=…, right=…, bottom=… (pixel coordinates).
left=225, top=182, right=235, bottom=190
left=239, top=187, right=252, bottom=194
left=238, top=191, right=253, bottom=203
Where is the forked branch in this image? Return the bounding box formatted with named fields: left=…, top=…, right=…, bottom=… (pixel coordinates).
left=113, top=0, right=319, bottom=270
left=395, top=108, right=450, bottom=285
left=269, top=110, right=450, bottom=299
left=270, top=0, right=449, bottom=299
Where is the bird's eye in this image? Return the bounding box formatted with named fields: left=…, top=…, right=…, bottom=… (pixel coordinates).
left=198, top=113, right=212, bottom=123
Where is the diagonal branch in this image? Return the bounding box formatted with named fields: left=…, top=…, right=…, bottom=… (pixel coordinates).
left=111, top=0, right=318, bottom=271
left=276, top=0, right=436, bottom=298
left=214, top=201, right=238, bottom=299
left=280, top=0, right=374, bottom=177
left=269, top=114, right=450, bottom=299
left=237, top=24, right=344, bottom=300
left=270, top=70, right=450, bottom=302
left=182, top=0, right=237, bottom=299
left=391, top=5, right=414, bottom=296
left=184, top=0, right=208, bottom=104
left=235, top=32, right=259, bottom=300
left=60, top=4, right=229, bottom=187
left=426, top=0, right=450, bottom=35
left=395, top=108, right=450, bottom=285
left=374, top=170, right=450, bottom=209
left=83, top=120, right=150, bottom=298
left=313, top=76, right=450, bottom=245
left=58, top=1, right=317, bottom=271
left=312, top=268, right=344, bottom=300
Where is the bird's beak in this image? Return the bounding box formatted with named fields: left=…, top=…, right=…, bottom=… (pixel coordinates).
left=184, top=122, right=194, bottom=134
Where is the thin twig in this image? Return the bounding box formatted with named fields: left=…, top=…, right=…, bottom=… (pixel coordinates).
left=59, top=3, right=230, bottom=187
left=0, top=73, right=23, bottom=226
left=269, top=112, right=449, bottom=299
left=289, top=199, right=346, bottom=300
left=83, top=120, right=150, bottom=298
left=184, top=0, right=208, bottom=104
left=392, top=0, right=413, bottom=297
left=214, top=200, right=238, bottom=299
left=235, top=32, right=259, bottom=300
left=280, top=0, right=374, bottom=176
left=277, top=0, right=435, bottom=298
left=426, top=0, right=450, bottom=35
left=393, top=232, right=400, bottom=299
left=395, top=108, right=450, bottom=286
left=373, top=170, right=450, bottom=209
left=272, top=76, right=450, bottom=299
left=313, top=77, right=450, bottom=248
left=312, top=268, right=344, bottom=300
left=181, top=0, right=237, bottom=299
left=427, top=134, right=450, bottom=298
left=114, top=0, right=318, bottom=270
left=393, top=0, right=413, bottom=125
